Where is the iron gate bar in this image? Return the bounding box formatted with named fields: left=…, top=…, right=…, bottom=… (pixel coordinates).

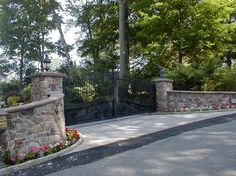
left=64, top=72, right=155, bottom=125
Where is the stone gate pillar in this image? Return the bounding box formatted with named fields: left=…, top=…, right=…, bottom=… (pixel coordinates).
left=0, top=72, right=66, bottom=155
left=31, top=72, right=66, bottom=101
left=154, top=78, right=173, bottom=112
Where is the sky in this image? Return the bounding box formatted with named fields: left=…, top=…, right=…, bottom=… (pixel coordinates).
left=49, top=25, right=80, bottom=70
left=0, top=0, right=83, bottom=76
left=0, top=0, right=81, bottom=81
left=49, top=0, right=82, bottom=70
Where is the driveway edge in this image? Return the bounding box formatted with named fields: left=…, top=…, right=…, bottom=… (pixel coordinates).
left=0, top=136, right=83, bottom=176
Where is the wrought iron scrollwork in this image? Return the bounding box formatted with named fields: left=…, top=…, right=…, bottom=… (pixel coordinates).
left=64, top=72, right=155, bottom=125
left=65, top=100, right=112, bottom=124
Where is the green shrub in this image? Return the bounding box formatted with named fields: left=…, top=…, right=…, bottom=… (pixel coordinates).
left=167, top=65, right=206, bottom=90
left=7, top=96, right=20, bottom=107
left=73, top=82, right=96, bottom=103
left=20, top=84, right=31, bottom=102
left=203, top=66, right=236, bottom=91
left=0, top=79, right=20, bottom=95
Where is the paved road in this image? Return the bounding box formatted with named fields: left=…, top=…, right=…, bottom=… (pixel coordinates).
left=69, top=111, right=236, bottom=153
left=47, top=118, right=236, bottom=176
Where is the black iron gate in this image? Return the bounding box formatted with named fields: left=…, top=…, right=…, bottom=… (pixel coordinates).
left=64, top=72, right=155, bottom=125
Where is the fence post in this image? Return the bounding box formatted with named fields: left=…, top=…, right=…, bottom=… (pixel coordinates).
left=154, top=78, right=173, bottom=112
left=112, top=71, right=116, bottom=117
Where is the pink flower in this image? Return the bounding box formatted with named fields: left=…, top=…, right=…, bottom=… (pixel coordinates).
left=10, top=157, right=16, bottom=162
left=30, top=146, right=41, bottom=153
left=16, top=153, right=23, bottom=159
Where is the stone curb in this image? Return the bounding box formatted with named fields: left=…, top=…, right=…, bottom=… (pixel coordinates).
left=155, top=108, right=236, bottom=115
left=0, top=135, right=83, bottom=176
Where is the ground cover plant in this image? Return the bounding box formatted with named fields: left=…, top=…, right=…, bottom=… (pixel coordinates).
left=2, top=128, right=80, bottom=165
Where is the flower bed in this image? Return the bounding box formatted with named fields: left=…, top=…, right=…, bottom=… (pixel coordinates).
left=2, top=128, right=80, bottom=165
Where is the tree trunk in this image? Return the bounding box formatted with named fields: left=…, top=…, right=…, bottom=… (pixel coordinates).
left=38, top=32, right=44, bottom=73
left=226, top=52, right=232, bottom=67
left=19, top=49, right=24, bottom=92
left=52, top=8, right=72, bottom=76
left=57, top=21, right=72, bottom=75
left=178, top=50, right=183, bottom=64
left=41, top=31, right=45, bottom=72
left=119, top=0, right=129, bottom=79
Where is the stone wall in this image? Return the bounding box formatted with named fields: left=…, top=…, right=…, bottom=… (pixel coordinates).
left=0, top=93, right=65, bottom=154
left=154, top=79, right=236, bottom=112
left=0, top=72, right=66, bottom=155
left=31, top=72, right=65, bottom=101
left=154, top=79, right=173, bottom=112
left=167, top=91, right=236, bottom=112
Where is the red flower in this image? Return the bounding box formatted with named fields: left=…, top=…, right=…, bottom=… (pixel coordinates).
left=43, top=146, right=49, bottom=151
left=73, top=133, right=79, bottom=139
left=73, top=129, right=78, bottom=133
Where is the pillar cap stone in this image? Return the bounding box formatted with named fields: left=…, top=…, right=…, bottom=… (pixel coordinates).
left=31, top=72, right=66, bottom=78
left=154, top=78, right=174, bottom=83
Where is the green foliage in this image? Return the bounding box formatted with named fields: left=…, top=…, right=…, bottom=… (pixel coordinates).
left=66, top=0, right=119, bottom=72
left=167, top=65, right=206, bottom=90
left=64, top=81, right=96, bottom=105
left=203, top=66, right=236, bottom=91
left=129, top=0, right=236, bottom=79
left=74, top=82, right=96, bottom=103
left=7, top=95, right=20, bottom=107
left=0, top=55, right=13, bottom=78
left=20, top=84, right=31, bottom=102
left=2, top=150, right=12, bottom=165
left=66, top=0, right=236, bottom=88
left=0, top=0, right=235, bottom=92
left=2, top=128, right=80, bottom=165
left=0, top=79, right=20, bottom=95
left=167, top=57, right=222, bottom=90
left=0, top=80, right=20, bottom=105
left=0, top=0, right=61, bottom=86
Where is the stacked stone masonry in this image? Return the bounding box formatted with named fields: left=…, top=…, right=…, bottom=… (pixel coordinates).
left=0, top=72, right=66, bottom=155
left=154, top=79, right=173, bottom=112
left=31, top=72, right=65, bottom=101
left=154, top=78, right=236, bottom=112
left=167, top=91, right=236, bottom=112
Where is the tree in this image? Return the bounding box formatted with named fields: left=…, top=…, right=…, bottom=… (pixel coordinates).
left=0, top=53, right=13, bottom=79
left=130, top=0, right=236, bottom=79
left=119, top=0, right=129, bottom=78
left=0, top=0, right=60, bottom=89
left=48, top=0, right=73, bottom=76
left=53, top=0, right=236, bottom=92
left=66, top=0, right=119, bottom=73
